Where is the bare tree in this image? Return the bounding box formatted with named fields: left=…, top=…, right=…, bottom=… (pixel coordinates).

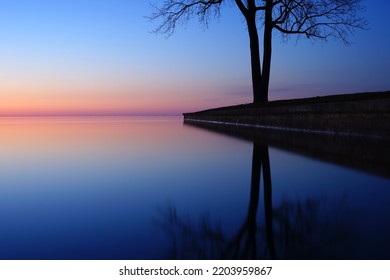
left=149, top=0, right=367, bottom=104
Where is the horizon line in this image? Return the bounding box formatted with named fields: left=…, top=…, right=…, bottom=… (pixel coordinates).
left=0, top=113, right=183, bottom=117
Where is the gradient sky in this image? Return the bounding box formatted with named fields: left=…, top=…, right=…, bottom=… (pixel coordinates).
left=1, top=0, right=389, bottom=115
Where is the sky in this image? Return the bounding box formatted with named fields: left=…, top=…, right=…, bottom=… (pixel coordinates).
left=0, top=0, right=389, bottom=116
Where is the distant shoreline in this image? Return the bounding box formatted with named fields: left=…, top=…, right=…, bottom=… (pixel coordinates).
left=183, top=91, right=390, bottom=139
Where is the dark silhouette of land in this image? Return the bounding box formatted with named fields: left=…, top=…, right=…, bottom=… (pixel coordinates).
left=184, top=91, right=390, bottom=139
left=187, top=91, right=390, bottom=113
left=184, top=101, right=390, bottom=179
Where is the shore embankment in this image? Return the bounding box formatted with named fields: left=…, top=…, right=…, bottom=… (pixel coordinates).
left=183, top=91, right=390, bottom=139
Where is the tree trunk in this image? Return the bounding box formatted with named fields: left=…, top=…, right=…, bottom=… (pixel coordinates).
left=260, top=0, right=273, bottom=103
left=246, top=10, right=263, bottom=104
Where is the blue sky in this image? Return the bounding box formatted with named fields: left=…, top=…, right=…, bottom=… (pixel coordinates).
left=0, top=0, right=389, bottom=115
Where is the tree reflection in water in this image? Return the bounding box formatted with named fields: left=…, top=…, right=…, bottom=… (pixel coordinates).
left=156, top=140, right=356, bottom=259
left=273, top=195, right=356, bottom=259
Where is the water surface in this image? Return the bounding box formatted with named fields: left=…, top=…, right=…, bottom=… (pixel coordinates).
left=0, top=116, right=389, bottom=259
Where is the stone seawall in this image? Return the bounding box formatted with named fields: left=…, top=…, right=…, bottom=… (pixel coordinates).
left=183, top=92, right=390, bottom=138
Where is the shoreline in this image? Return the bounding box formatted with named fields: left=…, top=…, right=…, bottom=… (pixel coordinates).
left=183, top=91, right=390, bottom=139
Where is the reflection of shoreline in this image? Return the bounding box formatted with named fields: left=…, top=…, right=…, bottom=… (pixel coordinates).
left=184, top=119, right=390, bottom=179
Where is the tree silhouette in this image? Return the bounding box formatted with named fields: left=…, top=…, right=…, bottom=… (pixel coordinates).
left=149, top=0, right=367, bottom=104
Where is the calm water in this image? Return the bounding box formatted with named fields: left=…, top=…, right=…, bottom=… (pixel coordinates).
left=0, top=116, right=389, bottom=260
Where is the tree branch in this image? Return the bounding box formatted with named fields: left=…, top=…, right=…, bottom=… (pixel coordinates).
left=234, top=0, right=249, bottom=18
left=273, top=0, right=367, bottom=44
left=148, top=0, right=223, bottom=36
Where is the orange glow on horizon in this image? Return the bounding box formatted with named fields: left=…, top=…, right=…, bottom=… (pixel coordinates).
left=0, top=85, right=195, bottom=115
left=0, top=73, right=243, bottom=115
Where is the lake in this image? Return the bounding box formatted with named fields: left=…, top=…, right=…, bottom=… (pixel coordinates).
left=0, top=116, right=389, bottom=259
